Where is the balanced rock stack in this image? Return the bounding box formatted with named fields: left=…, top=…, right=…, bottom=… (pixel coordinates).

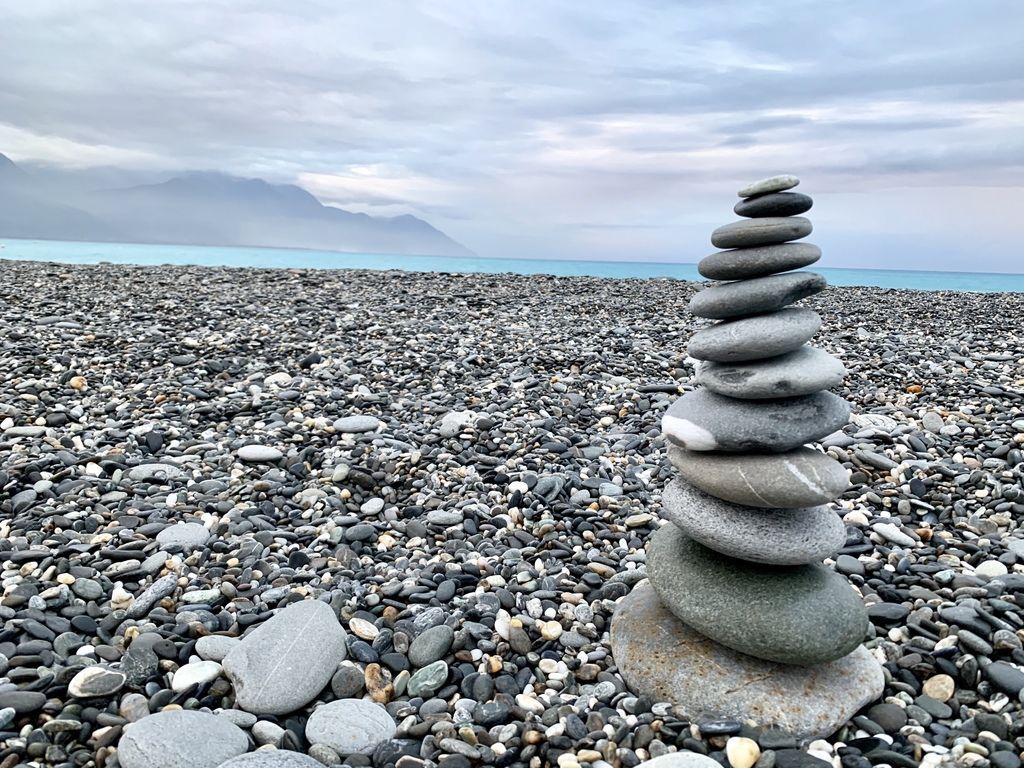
left=611, top=175, right=883, bottom=739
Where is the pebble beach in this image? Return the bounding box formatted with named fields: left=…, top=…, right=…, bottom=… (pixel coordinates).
left=2, top=258, right=1024, bottom=768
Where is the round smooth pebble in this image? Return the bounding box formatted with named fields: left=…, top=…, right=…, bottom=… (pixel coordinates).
left=669, top=445, right=850, bottom=508
left=237, top=444, right=284, bottom=462
left=171, top=660, right=223, bottom=692
left=304, top=699, right=396, bottom=755
left=661, top=388, right=850, bottom=453
left=196, top=635, right=241, bottom=662
left=711, top=217, right=812, bottom=250
left=689, top=308, right=822, bottom=363
left=222, top=600, right=348, bottom=715
left=68, top=666, right=126, bottom=698
left=660, top=478, right=845, bottom=565
left=737, top=174, right=799, bottom=198
left=636, top=752, right=724, bottom=768
left=688, top=272, right=826, bottom=320
left=117, top=709, right=248, bottom=768
left=156, top=522, right=211, bottom=551
left=922, top=673, right=955, bottom=702
left=647, top=525, right=868, bottom=665
left=332, top=415, right=381, bottom=433
left=408, top=624, right=455, bottom=667
left=734, top=191, right=812, bottom=218
left=725, top=737, right=761, bottom=768
left=975, top=560, right=1009, bottom=579
left=697, top=346, right=846, bottom=400
left=218, top=752, right=325, bottom=768
left=699, top=242, right=822, bottom=281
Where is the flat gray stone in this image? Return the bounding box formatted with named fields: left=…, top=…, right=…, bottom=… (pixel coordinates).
left=688, top=272, right=826, bottom=320
left=611, top=582, right=883, bottom=739
left=127, top=463, right=186, bottom=482
left=636, top=754, right=722, bottom=768
left=669, top=445, right=849, bottom=508
left=734, top=191, right=813, bottom=218
left=738, top=175, right=799, bottom=198
left=305, top=699, right=396, bottom=755
left=196, top=635, right=241, bottom=662
left=711, top=217, right=812, bottom=250
left=218, top=752, right=324, bottom=767
left=699, top=243, right=822, bottom=281
left=662, top=389, right=849, bottom=453
left=697, top=346, right=846, bottom=400
left=689, top=308, right=821, bottom=363
left=408, top=624, right=455, bottom=667
left=155, top=522, right=211, bottom=551
left=237, top=445, right=284, bottom=463
left=660, top=479, right=845, bottom=565
left=118, top=709, right=248, bottom=768
left=646, top=525, right=869, bottom=664
left=223, top=599, right=347, bottom=715
left=332, top=415, right=381, bottom=433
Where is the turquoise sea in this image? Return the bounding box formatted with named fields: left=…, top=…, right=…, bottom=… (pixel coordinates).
left=2, top=238, right=1023, bottom=292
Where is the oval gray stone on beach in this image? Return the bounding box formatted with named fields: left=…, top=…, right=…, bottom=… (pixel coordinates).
left=697, top=346, right=847, bottom=400
left=662, top=389, right=850, bottom=453
left=611, top=582, right=883, bottom=739
left=738, top=174, right=799, bottom=198
left=688, top=272, right=826, bottom=319
left=647, top=525, right=869, bottom=664
left=689, top=308, right=821, bottom=363
left=218, top=752, right=325, bottom=768
left=699, top=243, right=821, bottom=281
left=305, top=699, right=396, bottom=755
left=332, top=415, right=381, bottom=433
left=223, top=599, right=347, bottom=715
left=237, top=444, right=284, bottom=463
left=734, top=191, right=813, bottom=218
left=155, top=522, right=211, bottom=551
left=660, top=478, right=845, bottom=565
left=711, top=217, right=812, bottom=250
left=117, top=709, right=248, bottom=768
left=668, top=445, right=849, bottom=508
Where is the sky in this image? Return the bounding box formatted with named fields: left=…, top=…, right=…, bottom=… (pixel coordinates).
left=2, top=1, right=1023, bottom=271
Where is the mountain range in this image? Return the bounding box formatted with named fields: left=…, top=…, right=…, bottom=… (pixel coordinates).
left=0, top=153, right=470, bottom=257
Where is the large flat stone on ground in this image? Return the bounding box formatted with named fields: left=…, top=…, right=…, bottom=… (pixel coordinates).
left=611, top=582, right=883, bottom=740
left=223, top=599, right=347, bottom=715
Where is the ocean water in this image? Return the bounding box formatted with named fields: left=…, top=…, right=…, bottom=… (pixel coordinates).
left=2, top=238, right=1023, bottom=292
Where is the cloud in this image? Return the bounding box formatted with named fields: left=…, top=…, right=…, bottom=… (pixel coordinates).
left=0, top=0, right=1023, bottom=268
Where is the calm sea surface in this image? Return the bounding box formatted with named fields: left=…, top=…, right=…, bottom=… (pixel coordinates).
left=2, top=238, right=1023, bottom=292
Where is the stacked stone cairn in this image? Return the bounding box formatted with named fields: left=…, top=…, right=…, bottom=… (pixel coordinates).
left=611, top=175, right=883, bottom=739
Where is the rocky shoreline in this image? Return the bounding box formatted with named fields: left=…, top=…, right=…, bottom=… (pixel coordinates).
left=1, top=258, right=1023, bottom=768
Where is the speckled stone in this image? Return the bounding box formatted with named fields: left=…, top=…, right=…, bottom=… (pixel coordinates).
left=611, top=583, right=883, bottom=739
left=711, top=217, right=812, bottom=250
left=661, top=389, right=850, bottom=453
left=699, top=243, right=822, bottom=281
left=697, top=346, right=847, bottom=400
left=669, top=446, right=849, bottom=508
left=218, top=752, right=326, bottom=768
left=688, top=272, right=826, bottom=320
left=660, top=479, right=845, bottom=565
left=734, top=192, right=813, bottom=218
left=117, top=709, right=248, bottom=768
left=646, top=526, right=869, bottom=664
left=689, top=308, right=821, bottom=363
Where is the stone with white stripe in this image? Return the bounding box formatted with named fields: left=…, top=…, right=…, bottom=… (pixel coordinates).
left=668, top=445, right=849, bottom=508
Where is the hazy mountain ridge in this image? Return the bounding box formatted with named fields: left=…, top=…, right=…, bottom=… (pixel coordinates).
left=0, top=154, right=471, bottom=257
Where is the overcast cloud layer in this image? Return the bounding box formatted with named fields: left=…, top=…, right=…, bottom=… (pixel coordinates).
left=2, top=1, right=1023, bottom=270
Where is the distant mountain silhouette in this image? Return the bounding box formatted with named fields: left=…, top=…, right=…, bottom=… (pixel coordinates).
left=0, top=154, right=471, bottom=257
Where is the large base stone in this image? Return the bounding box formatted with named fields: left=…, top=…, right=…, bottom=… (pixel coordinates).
left=610, top=582, right=883, bottom=740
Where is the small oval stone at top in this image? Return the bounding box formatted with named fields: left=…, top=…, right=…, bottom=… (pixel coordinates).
left=738, top=174, right=799, bottom=198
